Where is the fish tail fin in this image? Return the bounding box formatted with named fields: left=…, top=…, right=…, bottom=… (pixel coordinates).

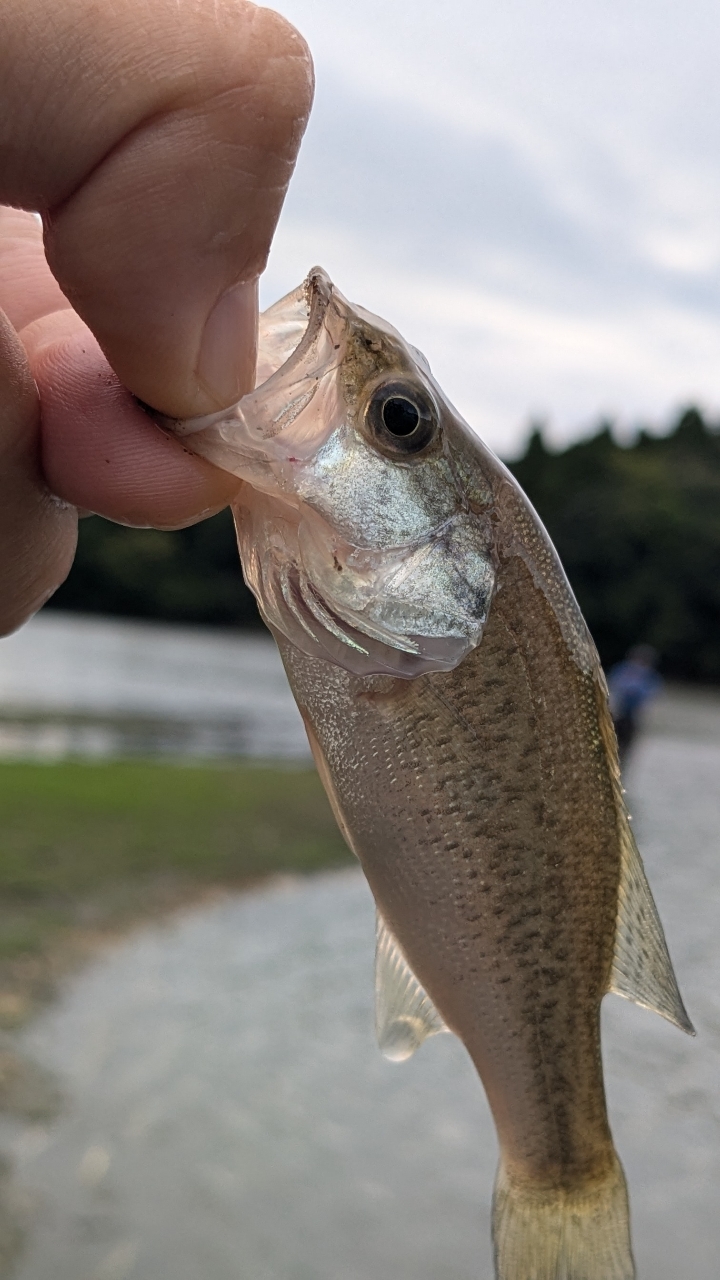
left=492, top=1155, right=635, bottom=1280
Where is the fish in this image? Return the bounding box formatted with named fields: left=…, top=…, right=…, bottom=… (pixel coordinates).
left=159, top=268, right=693, bottom=1280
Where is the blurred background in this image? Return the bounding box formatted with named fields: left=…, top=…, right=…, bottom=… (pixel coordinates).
left=1, top=2, right=720, bottom=1277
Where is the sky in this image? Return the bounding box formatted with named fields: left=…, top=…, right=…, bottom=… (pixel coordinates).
left=260, top=0, right=720, bottom=456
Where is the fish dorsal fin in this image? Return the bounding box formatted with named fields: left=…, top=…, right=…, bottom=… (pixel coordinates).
left=375, top=910, right=448, bottom=1061
left=609, top=823, right=694, bottom=1034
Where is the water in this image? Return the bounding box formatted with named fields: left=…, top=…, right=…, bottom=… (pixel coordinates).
left=3, top=611, right=719, bottom=763
left=0, top=613, right=308, bottom=760
left=1, top=712, right=719, bottom=1279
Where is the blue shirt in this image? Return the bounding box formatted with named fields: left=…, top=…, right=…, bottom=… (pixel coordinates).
left=608, top=659, right=662, bottom=720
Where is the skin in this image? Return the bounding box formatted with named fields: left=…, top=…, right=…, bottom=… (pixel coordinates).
left=0, top=0, right=313, bottom=634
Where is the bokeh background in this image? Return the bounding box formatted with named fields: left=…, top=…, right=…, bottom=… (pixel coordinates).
left=1, top=3, right=720, bottom=1278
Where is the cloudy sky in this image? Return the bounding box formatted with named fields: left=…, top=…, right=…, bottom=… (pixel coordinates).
left=261, top=0, right=720, bottom=456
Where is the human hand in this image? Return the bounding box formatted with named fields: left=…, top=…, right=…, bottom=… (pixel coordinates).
left=0, top=0, right=313, bottom=632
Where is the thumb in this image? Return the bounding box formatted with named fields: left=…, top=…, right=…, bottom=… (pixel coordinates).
left=3, top=0, right=313, bottom=418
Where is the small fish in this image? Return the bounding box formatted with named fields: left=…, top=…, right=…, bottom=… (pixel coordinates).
left=160, top=269, right=693, bottom=1280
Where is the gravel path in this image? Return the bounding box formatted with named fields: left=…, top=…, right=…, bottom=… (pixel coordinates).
left=2, top=721, right=719, bottom=1280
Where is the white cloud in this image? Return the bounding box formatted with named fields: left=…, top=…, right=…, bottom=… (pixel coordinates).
left=262, top=0, right=720, bottom=454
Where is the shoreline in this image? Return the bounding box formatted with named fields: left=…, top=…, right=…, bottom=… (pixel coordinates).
left=0, top=759, right=350, bottom=1030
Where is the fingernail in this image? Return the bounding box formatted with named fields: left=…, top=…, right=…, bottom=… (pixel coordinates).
left=197, top=279, right=258, bottom=408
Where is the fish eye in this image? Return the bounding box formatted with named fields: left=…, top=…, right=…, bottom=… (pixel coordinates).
left=366, top=380, right=439, bottom=455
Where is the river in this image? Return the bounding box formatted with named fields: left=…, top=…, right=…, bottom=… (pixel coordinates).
left=0, top=612, right=308, bottom=760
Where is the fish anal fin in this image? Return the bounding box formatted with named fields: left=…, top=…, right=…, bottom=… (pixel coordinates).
left=375, top=910, right=448, bottom=1062
left=609, top=824, right=694, bottom=1035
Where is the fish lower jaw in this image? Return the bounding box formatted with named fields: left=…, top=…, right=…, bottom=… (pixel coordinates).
left=261, top=562, right=478, bottom=679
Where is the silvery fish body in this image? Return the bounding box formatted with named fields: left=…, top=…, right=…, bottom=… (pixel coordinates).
left=162, top=270, right=692, bottom=1280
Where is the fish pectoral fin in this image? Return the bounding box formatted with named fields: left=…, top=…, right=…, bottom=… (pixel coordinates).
left=375, top=910, right=448, bottom=1062
left=608, top=823, right=694, bottom=1034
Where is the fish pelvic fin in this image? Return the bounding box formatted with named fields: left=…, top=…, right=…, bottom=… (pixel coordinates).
left=609, top=817, right=694, bottom=1035
left=375, top=910, right=448, bottom=1062
left=492, top=1156, right=635, bottom=1280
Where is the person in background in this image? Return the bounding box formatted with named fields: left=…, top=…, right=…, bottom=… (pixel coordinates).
left=608, top=643, right=662, bottom=765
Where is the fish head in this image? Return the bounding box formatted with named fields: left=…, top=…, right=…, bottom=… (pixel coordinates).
left=163, top=268, right=498, bottom=678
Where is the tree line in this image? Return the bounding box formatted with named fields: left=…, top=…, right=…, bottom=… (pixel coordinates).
left=46, top=407, right=720, bottom=682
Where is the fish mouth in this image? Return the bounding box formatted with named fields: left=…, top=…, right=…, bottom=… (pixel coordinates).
left=254, top=267, right=336, bottom=391
left=158, top=268, right=496, bottom=679
left=156, top=267, right=343, bottom=480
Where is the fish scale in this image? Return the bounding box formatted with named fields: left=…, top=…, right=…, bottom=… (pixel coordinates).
left=159, top=267, right=693, bottom=1280
left=278, top=553, right=618, bottom=1190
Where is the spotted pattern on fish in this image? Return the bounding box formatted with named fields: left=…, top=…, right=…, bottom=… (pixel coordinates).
left=279, top=551, right=619, bottom=1191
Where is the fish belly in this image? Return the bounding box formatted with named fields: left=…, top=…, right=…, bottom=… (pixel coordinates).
left=277, top=553, right=634, bottom=1279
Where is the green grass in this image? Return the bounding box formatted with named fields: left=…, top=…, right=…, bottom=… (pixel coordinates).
left=0, top=760, right=351, bottom=1021
left=0, top=761, right=349, bottom=893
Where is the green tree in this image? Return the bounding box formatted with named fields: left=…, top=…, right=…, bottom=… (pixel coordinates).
left=47, top=408, right=720, bottom=681
left=47, top=507, right=260, bottom=628
left=509, top=409, right=720, bottom=681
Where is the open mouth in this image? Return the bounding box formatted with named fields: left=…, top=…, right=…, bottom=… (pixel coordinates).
left=156, top=268, right=341, bottom=470
left=255, top=267, right=336, bottom=390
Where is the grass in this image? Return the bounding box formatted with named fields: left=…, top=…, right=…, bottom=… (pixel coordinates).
left=0, top=760, right=351, bottom=1024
